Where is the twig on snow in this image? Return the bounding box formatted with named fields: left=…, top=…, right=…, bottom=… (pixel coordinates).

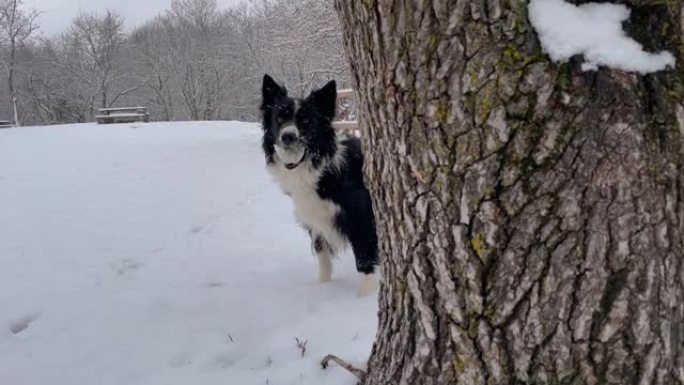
left=295, top=337, right=308, bottom=357
left=320, top=354, right=366, bottom=381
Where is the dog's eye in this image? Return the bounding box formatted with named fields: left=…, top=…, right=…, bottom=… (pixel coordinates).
left=277, top=117, right=284, bottom=124
left=302, top=119, right=310, bottom=124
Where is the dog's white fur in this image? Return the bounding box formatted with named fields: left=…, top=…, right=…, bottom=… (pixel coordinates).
left=317, top=246, right=333, bottom=283
left=267, top=138, right=377, bottom=296
left=268, top=160, right=347, bottom=253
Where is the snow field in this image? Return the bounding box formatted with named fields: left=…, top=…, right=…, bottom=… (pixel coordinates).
left=0, top=122, right=376, bottom=385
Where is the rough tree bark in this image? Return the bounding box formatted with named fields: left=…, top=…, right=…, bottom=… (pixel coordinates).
left=334, top=0, right=684, bottom=384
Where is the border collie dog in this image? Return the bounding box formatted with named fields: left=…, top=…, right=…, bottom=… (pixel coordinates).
left=260, top=74, right=378, bottom=296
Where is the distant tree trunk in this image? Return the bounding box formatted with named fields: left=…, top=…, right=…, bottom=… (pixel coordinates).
left=335, top=1, right=684, bottom=384
left=8, top=46, right=20, bottom=126
left=101, top=80, right=107, bottom=108
left=1, top=0, right=38, bottom=126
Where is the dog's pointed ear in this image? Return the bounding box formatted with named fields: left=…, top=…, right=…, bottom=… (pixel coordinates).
left=309, top=80, right=337, bottom=119
left=261, top=74, right=287, bottom=108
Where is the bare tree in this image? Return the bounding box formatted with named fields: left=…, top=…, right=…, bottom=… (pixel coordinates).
left=129, top=19, right=176, bottom=121
left=0, top=0, right=353, bottom=125
left=161, top=0, right=237, bottom=120
left=68, top=10, right=126, bottom=111
left=335, top=1, right=684, bottom=384
left=0, top=0, right=38, bottom=126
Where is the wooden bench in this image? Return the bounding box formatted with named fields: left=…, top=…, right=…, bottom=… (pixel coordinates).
left=333, top=89, right=361, bottom=137
left=0, top=120, right=14, bottom=129
left=96, top=107, right=150, bottom=124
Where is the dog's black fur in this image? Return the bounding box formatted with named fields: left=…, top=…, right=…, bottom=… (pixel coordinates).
left=260, top=74, right=378, bottom=277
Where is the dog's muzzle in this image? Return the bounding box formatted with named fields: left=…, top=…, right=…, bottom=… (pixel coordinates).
left=275, top=125, right=307, bottom=170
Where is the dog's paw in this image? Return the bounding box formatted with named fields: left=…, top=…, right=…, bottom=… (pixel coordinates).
left=357, top=273, right=377, bottom=297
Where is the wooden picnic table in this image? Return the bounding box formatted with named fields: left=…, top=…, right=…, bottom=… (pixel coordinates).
left=96, top=107, right=150, bottom=124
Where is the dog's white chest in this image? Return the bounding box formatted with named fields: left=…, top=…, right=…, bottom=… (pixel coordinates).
left=268, top=162, right=345, bottom=249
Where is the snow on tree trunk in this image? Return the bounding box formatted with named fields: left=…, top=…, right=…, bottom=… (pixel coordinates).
left=334, top=1, right=684, bottom=384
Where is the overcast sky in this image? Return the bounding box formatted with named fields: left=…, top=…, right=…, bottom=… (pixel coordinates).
left=23, top=0, right=245, bottom=36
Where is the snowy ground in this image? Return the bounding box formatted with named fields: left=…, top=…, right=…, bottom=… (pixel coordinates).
left=0, top=122, right=376, bottom=385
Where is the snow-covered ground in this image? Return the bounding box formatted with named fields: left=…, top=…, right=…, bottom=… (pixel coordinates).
left=0, top=121, right=376, bottom=385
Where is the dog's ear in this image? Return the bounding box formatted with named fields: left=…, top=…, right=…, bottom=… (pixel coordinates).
left=309, top=80, right=337, bottom=120
left=261, top=74, right=287, bottom=108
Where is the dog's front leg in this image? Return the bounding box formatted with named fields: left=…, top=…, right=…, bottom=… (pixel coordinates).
left=312, top=234, right=333, bottom=282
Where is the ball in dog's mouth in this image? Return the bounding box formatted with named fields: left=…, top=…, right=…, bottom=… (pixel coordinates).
left=275, top=125, right=306, bottom=170
left=275, top=125, right=307, bottom=169
left=275, top=143, right=306, bottom=170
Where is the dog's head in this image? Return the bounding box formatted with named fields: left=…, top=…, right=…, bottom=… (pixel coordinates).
left=260, top=74, right=337, bottom=169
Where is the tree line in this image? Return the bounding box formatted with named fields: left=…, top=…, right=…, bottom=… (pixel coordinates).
left=0, top=0, right=350, bottom=126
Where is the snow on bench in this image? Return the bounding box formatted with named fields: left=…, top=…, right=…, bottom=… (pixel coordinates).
left=96, top=107, right=150, bottom=124
left=0, top=120, right=14, bottom=129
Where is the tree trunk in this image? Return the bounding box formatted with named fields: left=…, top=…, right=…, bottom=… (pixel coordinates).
left=102, top=79, right=108, bottom=109
left=8, top=45, right=21, bottom=127
left=334, top=1, right=684, bottom=384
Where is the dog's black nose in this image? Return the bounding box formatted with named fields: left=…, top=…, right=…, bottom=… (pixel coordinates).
left=280, top=132, right=297, bottom=146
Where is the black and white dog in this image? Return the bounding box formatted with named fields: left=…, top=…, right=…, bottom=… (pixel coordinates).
left=260, top=74, right=378, bottom=296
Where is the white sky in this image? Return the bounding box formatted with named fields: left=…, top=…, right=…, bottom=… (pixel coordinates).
left=23, top=0, right=245, bottom=36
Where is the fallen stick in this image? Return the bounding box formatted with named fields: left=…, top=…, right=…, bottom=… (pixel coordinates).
left=320, top=354, right=366, bottom=381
